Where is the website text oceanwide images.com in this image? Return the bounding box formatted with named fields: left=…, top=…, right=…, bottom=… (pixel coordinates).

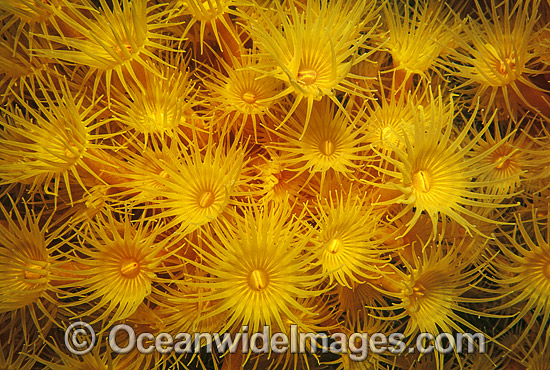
left=65, top=322, right=486, bottom=361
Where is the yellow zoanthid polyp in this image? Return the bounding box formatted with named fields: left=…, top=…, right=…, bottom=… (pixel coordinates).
left=0, top=74, right=115, bottom=206
left=367, top=89, right=515, bottom=237
left=61, top=209, right=182, bottom=328
left=308, top=189, right=390, bottom=288
left=362, top=80, right=417, bottom=156
left=268, top=97, right=371, bottom=190
left=199, top=50, right=285, bottom=141
left=182, top=202, right=323, bottom=335
left=489, top=206, right=550, bottom=356
left=360, top=79, right=451, bottom=162
left=0, top=31, right=54, bottom=104
left=107, top=136, right=186, bottom=206
left=372, top=242, right=494, bottom=370
left=130, top=129, right=246, bottom=234
left=469, top=118, right=537, bottom=196
left=0, top=200, right=69, bottom=338
left=110, top=50, right=202, bottom=147
left=381, top=0, right=463, bottom=89
left=449, top=0, right=549, bottom=120
left=246, top=0, right=381, bottom=134
left=33, top=0, right=179, bottom=99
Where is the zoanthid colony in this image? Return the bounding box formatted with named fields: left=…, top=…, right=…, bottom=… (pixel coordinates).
left=1, top=0, right=550, bottom=369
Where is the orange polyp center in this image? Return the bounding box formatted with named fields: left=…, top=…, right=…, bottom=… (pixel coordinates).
left=64, top=144, right=78, bottom=159
left=159, top=170, right=169, bottom=178
left=320, top=139, right=335, bottom=156
left=543, top=263, right=550, bottom=280
left=498, top=57, right=516, bottom=77
left=271, top=169, right=294, bottom=196
left=327, top=238, right=342, bottom=254
left=380, top=126, right=393, bottom=142
left=412, top=170, right=431, bottom=193
left=412, top=284, right=426, bottom=297
left=24, top=264, right=43, bottom=280
left=115, top=43, right=133, bottom=58
left=273, top=169, right=287, bottom=183
left=297, top=69, right=317, bottom=85
left=407, top=282, right=426, bottom=312
left=495, top=156, right=510, bottom=170
left=249, top=269, right=269, bottom=291
left=242, top=91, right=256, bottom=104
left=483, top=44, right=518, bottom=83
left=199, top=191, right=215, bottom=208
left=120, top=259, right=140, bottom=278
